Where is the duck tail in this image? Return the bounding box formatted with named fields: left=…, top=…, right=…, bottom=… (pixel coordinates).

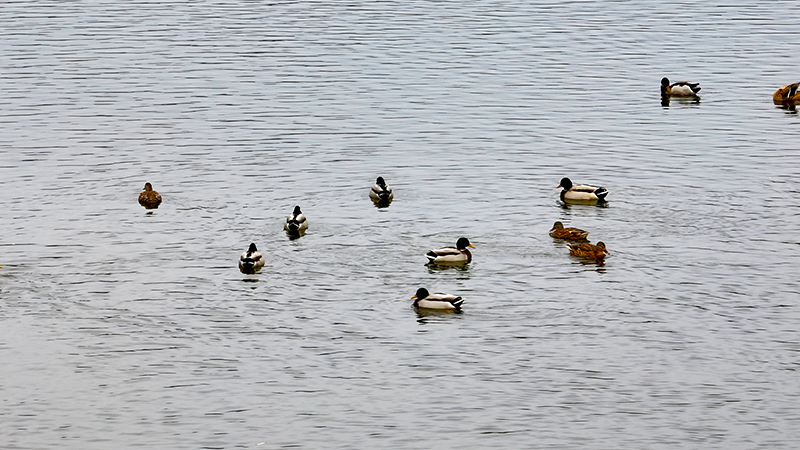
left=240, top=260, right=256, bottom=274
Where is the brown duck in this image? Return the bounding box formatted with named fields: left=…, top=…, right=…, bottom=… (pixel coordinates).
left=567, top=241, right=609, bottom=260
left=549, top=221, right=589, bottom=241
left=138, top=182, right=162, bottom=209
left=773, top=82, right=800, bottom=105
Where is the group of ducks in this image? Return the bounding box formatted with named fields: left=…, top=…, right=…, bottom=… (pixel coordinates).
left=661, top=76, right=800, bottom=107
left=138, top=174, right=613, bottom=313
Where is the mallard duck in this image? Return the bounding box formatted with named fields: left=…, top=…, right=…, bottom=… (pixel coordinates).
left=426, top=237, right=475, bottom=264
left=773, top=82, right=800, bottom=105
left=557, top=177, right=608, bottom=204
left=138, top=182, right=162, bottom=209
left=661, top=77, right=701, bottom=97
left=549, top=221, right=589, bottom=241
left=238, top=243, right=265, bottom=274
left=284, top=205, right=308, bottom=234
left=412, top=287, right=464, bottom=311
left=369, top=176, right=393, bottom=204
left=567, top=241, right=609, bottom=260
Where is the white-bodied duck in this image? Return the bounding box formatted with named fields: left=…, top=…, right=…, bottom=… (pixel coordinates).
left=412, top=288, right=464, bottom=311
left=661, top=77, right=701, bottom=97
left=557, top=177, right=608, bottom=204
left=284, top=205, right=308, bottom=234
left=239, top=243, right=265, bottom=274
left=369, top=176, right=393, bottom=205
left=425, top=237, right=475, bottom=264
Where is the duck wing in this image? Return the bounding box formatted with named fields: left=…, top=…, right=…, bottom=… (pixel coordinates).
left=426, top=247, right=469, bottom=263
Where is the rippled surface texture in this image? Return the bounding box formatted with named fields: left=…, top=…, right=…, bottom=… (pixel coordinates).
left=2, top=1, right=800, bottom=448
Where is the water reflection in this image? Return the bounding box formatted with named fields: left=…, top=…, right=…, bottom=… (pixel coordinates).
left=425, top=263, right=472, bottom=274
left=558, top=201, right=610, bottom=209
left=286, top=230, right=305, bottom=240
left=661, top=96, right=701, bottom=107
left=414, top=308, right=464, bottom=321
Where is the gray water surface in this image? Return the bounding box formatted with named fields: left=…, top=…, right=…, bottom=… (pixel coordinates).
left=2, top=1, right=800, bottom=449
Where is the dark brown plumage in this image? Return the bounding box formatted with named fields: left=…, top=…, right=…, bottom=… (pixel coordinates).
left=138, top=182, right=162, bottom=209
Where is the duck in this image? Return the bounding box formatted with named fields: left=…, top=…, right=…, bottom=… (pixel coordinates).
left=773, top=82, right=800, bottom=105
left=425, top=237, right=475, bottom=264
left=412, top=288, right=464, bottom=311
left=557, top=177, right=608, bottom=204
left=661, top=77, right=701, bottom=97
left=549, top=221, right=589, bottom=241
left=369, top=176, right=393, bottom=205
left=284, top=205, right=308, bottom=234
left=138, top=182, right=162, bottom=209
left=567, top=241, right=609, bottom=260
left=238, top=243, right=265, bottom=274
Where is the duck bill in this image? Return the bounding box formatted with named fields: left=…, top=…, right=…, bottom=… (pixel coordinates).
left=556, top=184, right=562, bottom=188
left=469, top=244, right=476, bottom=248
left=411, top=294, right=418, bottom=299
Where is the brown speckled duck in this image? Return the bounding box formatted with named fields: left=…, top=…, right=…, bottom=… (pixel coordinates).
left=549, top=221, right=589, bottom=241
left=773, top=82, right=800, bottom=105
left=138, top=182, right=162, bottom=209
left=567, top=241, right=609, bottom=260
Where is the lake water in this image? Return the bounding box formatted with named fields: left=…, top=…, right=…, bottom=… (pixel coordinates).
left=2, top=1, right=800, bottom=449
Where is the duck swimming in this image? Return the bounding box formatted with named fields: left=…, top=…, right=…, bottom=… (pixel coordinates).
left=773, top=82, right=800, bottom=105
left=557, top=177, right=608, bottom=204
left=567, top=241, right=609, bottom=260
left=284, top=205, right=308, bottom=234
left=138, top=182, right=162, bottom=209
left=549, top=221, right=589, bottom=241
left=369, top=176, right=393, bottom=205
left=412, top=287, right=464, bottom=311
left=661, top=77, right=701, bottom=97
left=425, top=237, right=475, bottom=265
left=239, top=243, right=265, bottom=274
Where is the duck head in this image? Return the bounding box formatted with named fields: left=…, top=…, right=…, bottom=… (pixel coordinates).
left=412, top=287, right=430, bottom=300
left=456, top=237, right=475, bottom=250
left=557, top=177, right=573, bottom=190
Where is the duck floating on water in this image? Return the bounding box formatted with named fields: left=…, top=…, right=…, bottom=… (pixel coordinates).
left=284, top=205, right=308, bottom=235
left=238, top=243, right=265, bottom=274
left=567, top=241, right=609, bottom=260
left=138, top=182, right=162, bottom=209
left=369, top=176, right=393, bottom=206
left=412, top=287, right=464, bottom=311
left=661, top=77, right=701, bottom=98
left=549, top=221, right=589, bottom=241
left=425, top=237, right=475, bottom=265
left=557, top=177, right=608, bottom=204
left=773, top=82, right=800, bottom=105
